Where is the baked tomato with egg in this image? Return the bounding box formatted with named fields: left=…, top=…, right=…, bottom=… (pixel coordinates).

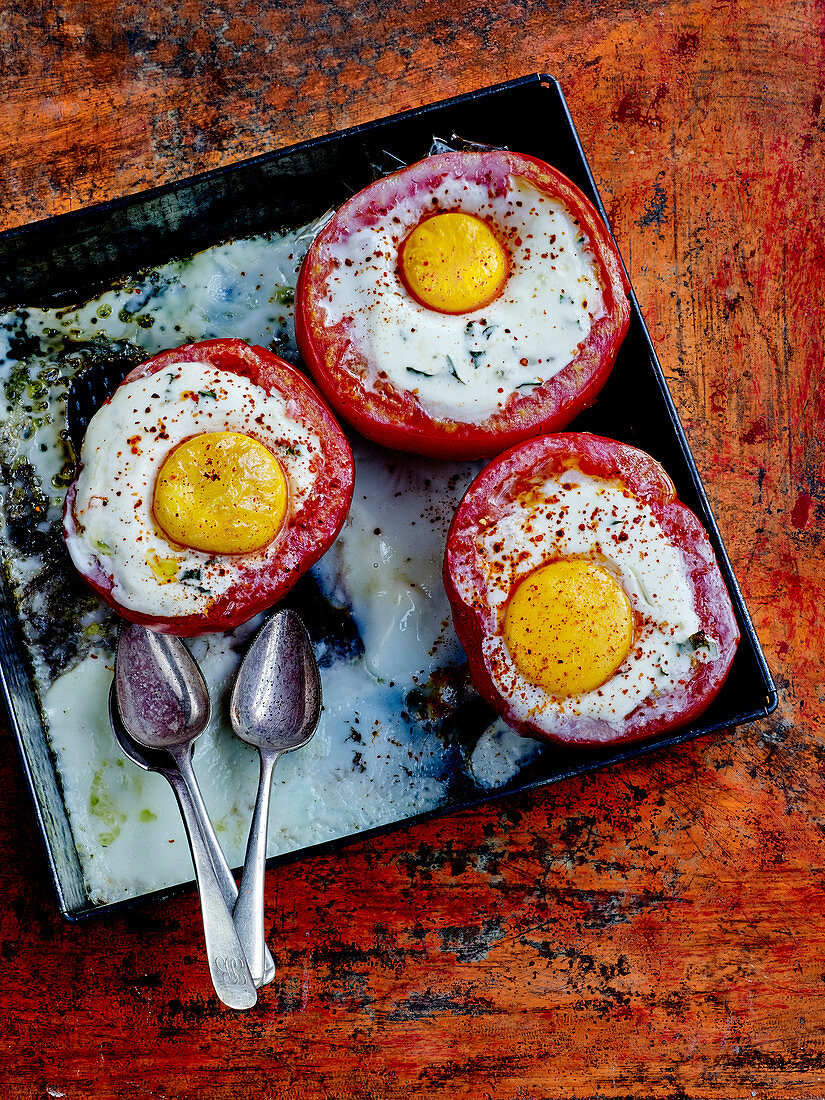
left=63, top=339, right=354, bottom=636
left=295, top=150, right=630, bottom=459
left=443, top=433, right=739, bottom=746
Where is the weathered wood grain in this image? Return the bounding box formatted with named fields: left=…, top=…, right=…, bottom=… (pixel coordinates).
left=0, top=1, right=822, bottom=1096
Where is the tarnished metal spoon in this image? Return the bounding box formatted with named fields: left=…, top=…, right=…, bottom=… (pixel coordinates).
left=230, top=609, right=322, bottom=986
left=114, top=622, right=258, bottom=1010
left=108, top=680, right=276, bottom=988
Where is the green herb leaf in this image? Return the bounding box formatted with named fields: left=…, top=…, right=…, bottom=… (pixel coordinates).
left=446, top=355, right=465, bottom=383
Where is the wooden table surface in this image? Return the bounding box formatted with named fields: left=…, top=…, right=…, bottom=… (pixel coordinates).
left=0, top=1, right=821, bottom=1096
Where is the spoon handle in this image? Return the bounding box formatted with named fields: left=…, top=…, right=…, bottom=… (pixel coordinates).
left=166, top=769, right=258, bottom=1010
left=233, top=749, right=279, bottom=986
left=174, top=749, right=277, bottom=987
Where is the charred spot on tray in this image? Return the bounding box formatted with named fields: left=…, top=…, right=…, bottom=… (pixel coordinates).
left=7, top=526, right=117, bottom=681
left=0, top=455, right=52, bottom=558
left=5, top=324, right=44, bottom=367
left=279, top=573, right=364, bottom=667
left=405, top=664, right=481, bottom=728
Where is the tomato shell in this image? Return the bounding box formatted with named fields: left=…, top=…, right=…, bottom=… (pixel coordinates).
left=63, top=339, right=355, bottom=636
left=443, top=432, right=740, bottom=747
left=295, top=150, right=631, bottom=460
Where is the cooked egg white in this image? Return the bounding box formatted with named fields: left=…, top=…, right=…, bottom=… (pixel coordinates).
left=462, top=468, right=708, bottom=737
left=320, top=175, right=605, bottom=421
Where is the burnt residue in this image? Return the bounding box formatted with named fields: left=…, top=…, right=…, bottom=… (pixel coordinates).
left=5, top=319, right=44, bottom=364
left=438, top=917, right=505, bottom=961
left=0, top=335, right=147, bottom=680
left=383, top=988, right=500, bottom=1022
left=639, top=179, right=669, bottom=228
left=0, top=453, right=53, bottom=559
left=404, top=668, right=507, bottom=802
left=405, top=664, right=479, bottom=726
left=10, top=534, right=116, bottom=681
left=281, top=574, right=364, bottom=667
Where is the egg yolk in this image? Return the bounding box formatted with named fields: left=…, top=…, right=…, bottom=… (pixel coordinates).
left=503, top=560, right=633, bottom=697
left=153, top=431, right=288, bottom=555
left=398, top=212, right=508, bottom=314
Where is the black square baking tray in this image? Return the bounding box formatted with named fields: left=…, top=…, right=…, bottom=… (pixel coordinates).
left=0, top=74, right=777, bottom=919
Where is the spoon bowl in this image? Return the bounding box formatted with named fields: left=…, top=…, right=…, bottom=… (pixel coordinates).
left=230, top=608, right=322, bottom=754
left=113, top=623, right=259, bottom=1009
left=115, top=623, right=211, bottom=754
left=230, top=609, right=322, bottom=985
left=109, top=684, right=176, bottom=774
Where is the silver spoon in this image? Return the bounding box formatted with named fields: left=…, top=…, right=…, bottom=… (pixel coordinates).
left=108, top=681, right=276, bottom=989
left=230, top=609, right=322, bottom=986
left=114, top=622, right=258, bottom=1010
left=113, top=625, right=276, bottom=986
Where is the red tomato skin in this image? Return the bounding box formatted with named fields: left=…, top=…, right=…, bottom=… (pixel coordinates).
left=63, top=340, right=355, bottom=636
left=295, top=150, right=631, bottom=460
left=443, top=433, right=740, bottom=747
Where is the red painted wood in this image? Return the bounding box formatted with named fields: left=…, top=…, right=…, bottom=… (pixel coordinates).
left=0, top=1, right=821, bottom=1095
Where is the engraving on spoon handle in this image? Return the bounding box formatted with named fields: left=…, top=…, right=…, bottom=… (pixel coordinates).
left=167, top=770, right=258, bottom=1010
left=233, top=750, right=279, bottom=986
left=175, top=749, right=277, bottom=987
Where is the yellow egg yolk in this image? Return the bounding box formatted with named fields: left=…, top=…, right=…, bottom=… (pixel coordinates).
left=398, top=212, right=508, bottom=314
left=503, top=560, right=633, bottom=697
left=153, top=431, right=288, bottom=555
